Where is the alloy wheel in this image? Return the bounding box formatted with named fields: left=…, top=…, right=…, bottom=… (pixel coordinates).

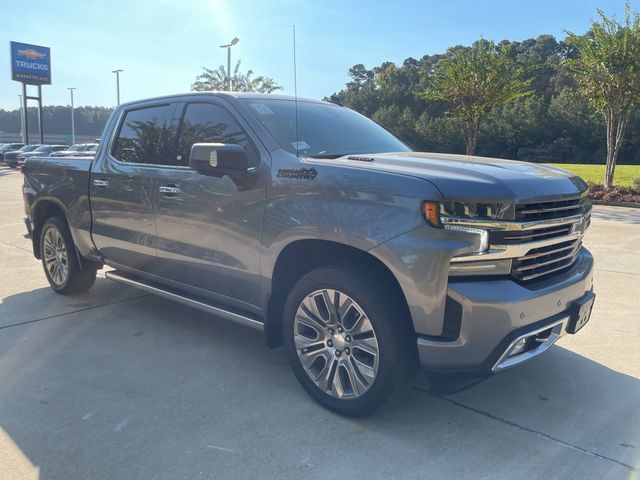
left=294, top=289, right=380, bottom=399
left=43, top=226, right=68, bottom=286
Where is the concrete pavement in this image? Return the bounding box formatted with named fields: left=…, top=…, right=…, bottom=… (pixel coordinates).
left=0, top=165, right=638, bottom=479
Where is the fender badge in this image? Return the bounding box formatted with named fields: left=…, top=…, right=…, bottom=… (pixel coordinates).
left=277, top=167, right=318, bottom=180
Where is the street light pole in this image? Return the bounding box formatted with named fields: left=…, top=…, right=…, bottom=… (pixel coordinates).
left=112, top=69, right=123, bottom=105
left=68, top=88, right=76, bottom=145
left=18, top=95, right=25, bottom=144
left=227, top=46, right=231, bottom=91
left=219, top=37, right=239, bottom=91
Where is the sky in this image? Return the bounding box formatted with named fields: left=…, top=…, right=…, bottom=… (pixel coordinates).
left=0, top=0, right=634, bottom=111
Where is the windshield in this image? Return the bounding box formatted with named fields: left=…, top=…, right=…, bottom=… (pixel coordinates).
left=68, top=145, right=85, bottom=151
left=33, top=146, right=51, bottom=152
left=241, top=99, right=410, bottom=157
left=18, top=145, right=37, bottom=152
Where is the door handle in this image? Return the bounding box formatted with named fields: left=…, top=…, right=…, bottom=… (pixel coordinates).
left=159, top=185, right=181, bottom=195
left=93, top=179, right=109, bottom=187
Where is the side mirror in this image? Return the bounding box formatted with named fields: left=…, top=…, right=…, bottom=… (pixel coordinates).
left=189, top=143, right=249, bottom=175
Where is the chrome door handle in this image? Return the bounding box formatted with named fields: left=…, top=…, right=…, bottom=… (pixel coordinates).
left=93, top=179, right=109, bottom=187
left=159, top=185, right=181, bottom=194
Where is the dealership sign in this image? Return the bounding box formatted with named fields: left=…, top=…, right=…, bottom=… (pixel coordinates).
left=10, top=41, right=51, bottom=85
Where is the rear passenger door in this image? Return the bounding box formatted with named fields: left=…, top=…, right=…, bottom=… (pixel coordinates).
left=150, top=100, right=268, bottom=312
left=90, top=102, right=178, bottom=273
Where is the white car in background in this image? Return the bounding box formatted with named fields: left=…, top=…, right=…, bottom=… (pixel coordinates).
left=49, top=143, right=99, bottom=157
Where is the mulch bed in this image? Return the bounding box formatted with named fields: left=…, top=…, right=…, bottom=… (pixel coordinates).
left=588, top=183, right=640, bottom=204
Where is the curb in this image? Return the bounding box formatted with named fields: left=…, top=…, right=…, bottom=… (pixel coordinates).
left=590, top=200, right=640, bottom=208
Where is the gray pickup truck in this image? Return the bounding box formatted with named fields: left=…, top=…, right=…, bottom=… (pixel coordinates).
left=23, top=92, right=595, bottom=415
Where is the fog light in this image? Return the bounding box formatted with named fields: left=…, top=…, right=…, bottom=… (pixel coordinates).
left=508, top=338, right=528, bottom=357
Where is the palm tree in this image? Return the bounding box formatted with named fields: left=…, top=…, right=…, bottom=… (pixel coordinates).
left=191, top=60, right=281, bottom=94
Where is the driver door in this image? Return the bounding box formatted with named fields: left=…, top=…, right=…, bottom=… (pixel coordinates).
left=151, top=101, right=268, bottom=311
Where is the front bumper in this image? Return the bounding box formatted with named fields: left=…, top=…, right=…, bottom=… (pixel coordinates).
left=417, top=248, right=594, bottom=373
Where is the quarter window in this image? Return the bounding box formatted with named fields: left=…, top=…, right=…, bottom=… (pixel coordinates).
left=112, top=104, right=177, bottom=165
left=176, top=103, right=257, bottom=167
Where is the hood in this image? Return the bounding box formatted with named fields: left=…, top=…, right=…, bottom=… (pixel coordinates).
left=310, top=152, right=588, bottom=203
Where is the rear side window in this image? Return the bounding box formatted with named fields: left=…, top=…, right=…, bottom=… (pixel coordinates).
left=175, top=103, right=257, bottom=167
left=112, top=104, right=177, bottom=164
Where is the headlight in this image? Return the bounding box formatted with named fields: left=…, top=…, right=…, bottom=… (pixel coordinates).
left=422, top=201, right=489, bottom=254
left=423, top=201, right=508, bottom=277
left=441, top=201, right=513, bottom=220
left=443, top=224, right=489, bottom=254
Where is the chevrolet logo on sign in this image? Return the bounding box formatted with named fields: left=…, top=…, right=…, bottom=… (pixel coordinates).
left=17, top=48, right=47, bottom=60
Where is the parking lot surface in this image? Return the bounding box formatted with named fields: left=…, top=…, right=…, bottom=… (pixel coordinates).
left=0, top=165, right=639, bottom=479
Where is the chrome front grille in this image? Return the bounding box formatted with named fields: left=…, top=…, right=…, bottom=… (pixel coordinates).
left=515, top=196, right=590, bottom=221
left=490, top=224, right=572, bottom=245
left=511, top=237, right=583, bottom=282
left=446, top=195, right=591, bottom=283
left=509, top=197, right=591, bottom=282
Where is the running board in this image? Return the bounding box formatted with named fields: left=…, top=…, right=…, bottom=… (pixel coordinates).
left=105, top=270, right=264, bottom=332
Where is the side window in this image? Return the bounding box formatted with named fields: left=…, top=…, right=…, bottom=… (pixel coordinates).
left=112, top=104, right=177, bottom=165
left=176, top=103, right=257, bottom=167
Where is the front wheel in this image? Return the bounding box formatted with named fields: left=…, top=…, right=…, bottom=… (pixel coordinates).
left=40, top=217, right=97, bottom=295
left=283, top=264, right=417, bottom=416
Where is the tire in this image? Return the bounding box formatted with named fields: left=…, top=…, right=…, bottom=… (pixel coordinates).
left=40, top=217, right=97, bottom=295
left=283, top=264, right=417, bottom=416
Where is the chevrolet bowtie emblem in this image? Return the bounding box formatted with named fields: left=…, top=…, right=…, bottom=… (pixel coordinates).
left=17, top=48, right=46, bottom=60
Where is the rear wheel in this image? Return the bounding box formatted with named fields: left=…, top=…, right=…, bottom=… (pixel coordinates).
left=40, top=217, right=97, bottom=294
left=283, top=264, right=416, bottom=416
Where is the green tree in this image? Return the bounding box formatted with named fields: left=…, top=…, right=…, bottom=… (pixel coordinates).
left=420, top=40, right=532, bottom=155
left=565, top=3, right=640, bottom=187
left=191, top=60, right=281, bottom=93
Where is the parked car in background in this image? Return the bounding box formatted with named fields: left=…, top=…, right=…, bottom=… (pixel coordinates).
left=67, top=144, right=99, bottom=157
left=15, top=145, right=68, bottom=168
left=49, top=143, right=99, bottom=157
left=4, top=145, right=39, bottom=167
left=0, top=143, right=26, bottom=162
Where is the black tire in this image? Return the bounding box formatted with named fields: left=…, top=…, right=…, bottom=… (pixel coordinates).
left=283, top=264, right=417, bottom=416
left=40, top=217, right=97, bottom=295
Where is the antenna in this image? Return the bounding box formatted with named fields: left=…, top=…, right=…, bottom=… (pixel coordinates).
left=293, top=24, right=299, bottom=158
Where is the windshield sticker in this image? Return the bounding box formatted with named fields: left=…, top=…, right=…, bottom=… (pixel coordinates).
left=291, top=140, right=311, bottom=151
left=250, top=103, right=274, bottom=115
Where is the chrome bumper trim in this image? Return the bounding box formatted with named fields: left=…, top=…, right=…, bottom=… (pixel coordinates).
left=492, top=317, right=568, bottom=372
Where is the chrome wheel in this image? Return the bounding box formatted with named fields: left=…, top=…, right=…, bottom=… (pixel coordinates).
left=43, top=226, right=68, bottom=286
left=294, top=289, right=380, bottom=399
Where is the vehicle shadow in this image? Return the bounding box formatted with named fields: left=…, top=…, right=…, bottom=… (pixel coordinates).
left=0, top=283, right=638, bottom=479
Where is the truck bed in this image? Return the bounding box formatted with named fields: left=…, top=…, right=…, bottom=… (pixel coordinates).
left=23, top=156, right=95, bottom=258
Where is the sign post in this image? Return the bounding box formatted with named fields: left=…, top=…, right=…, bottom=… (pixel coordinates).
left=10, top=41, right=51, bottom=145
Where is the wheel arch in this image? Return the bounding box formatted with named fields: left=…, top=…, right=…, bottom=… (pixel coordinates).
left=264, top=239, right=413, bottom=348
left=31, top=198, right=68, bottom=259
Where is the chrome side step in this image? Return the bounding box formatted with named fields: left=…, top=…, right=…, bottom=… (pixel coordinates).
left=105, top=270, right=264, bottom=332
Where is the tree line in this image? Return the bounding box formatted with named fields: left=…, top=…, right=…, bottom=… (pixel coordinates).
left=329, top=5, right=640, bottom=187
left=0, top=106, right=112, bottom=136
left=2, top=4, right=638, bottom=188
